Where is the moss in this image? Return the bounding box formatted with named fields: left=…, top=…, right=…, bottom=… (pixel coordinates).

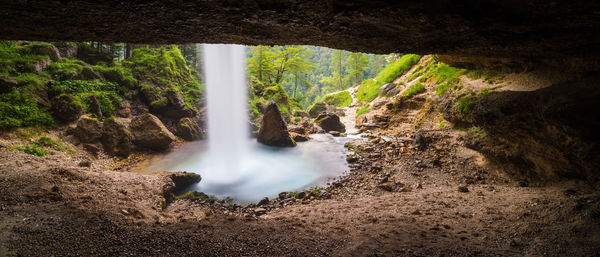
left=456, top=92, right=475, bottom=114
left=48, top=58, right=86, bottom=80
left=175, top=191, right=215, bottom=203
left=322, top=91, right=352, bottom=107
left=356, top=104, right=371, bottom=117
left=403, top=83, right=425, bottom=97
left=307, top=101, right=328, bottom=118
left=356, top=54, right=421, bottom=103
left=437, top=115, right=448, bottom=128
left=435, top=82, right=461, bottom=96
left=93, top=64, right=137, bottom=90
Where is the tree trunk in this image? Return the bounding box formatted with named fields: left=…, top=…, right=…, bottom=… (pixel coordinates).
left=293, top=72, right=298, bottom=98
left=258, top=48, right=263, bottom=82
left=338, top=54, right=343, bottom=90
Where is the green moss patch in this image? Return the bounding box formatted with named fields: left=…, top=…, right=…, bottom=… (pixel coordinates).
left=403, top=83, right=425, bottom=97
left=322, top=91, right=352, bottom=107
left=356, top=54, right=421, bottom=103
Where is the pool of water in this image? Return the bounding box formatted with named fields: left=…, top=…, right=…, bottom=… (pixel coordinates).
left=132, top=133, right=356, bottom=203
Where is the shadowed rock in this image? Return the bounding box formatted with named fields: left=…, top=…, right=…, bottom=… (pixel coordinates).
left=257, top=101, right=295, bottom=147
left=315, top=113, right=345, bottom=133
left=130, top=113, right=176, bottom=149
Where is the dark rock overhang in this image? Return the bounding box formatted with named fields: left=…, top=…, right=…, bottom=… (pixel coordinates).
left=0, top=0, right=599, bottom=65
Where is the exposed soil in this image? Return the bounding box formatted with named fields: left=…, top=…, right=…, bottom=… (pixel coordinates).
left=1, top=82, right=600, bottom=256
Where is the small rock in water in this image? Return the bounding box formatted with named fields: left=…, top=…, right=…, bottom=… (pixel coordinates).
left=329, top=131, right=341, bottom=137
left=278, top=192, right=291, bottom=200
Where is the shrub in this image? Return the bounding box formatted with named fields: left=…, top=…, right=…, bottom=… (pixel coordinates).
left=48, top=58, right=85, bottom=80
left=10, top=144, right=48, bottom=157
left=0, top=89, right=54, bottom=129
left=356, top=104, right=371, bottom=117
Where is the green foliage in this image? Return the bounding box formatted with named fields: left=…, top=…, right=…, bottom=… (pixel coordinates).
left=346, top=52, right=370, bottom=86
left=0, top=42, right=50, bottom=76
left=37, top=136, right=71, bottom=153
left=48, top=58, right=85, bottom=80
left=356, top=54, right=421, bottom=103
left=477, top=88, right=491, bottom=97
left=48, top=80, right=122, bottom=117
left=311, top=187, right=322, bottom=195
left=437, top=115, right=448, bottom=128
left=322, top=91, right=352, bottom=107
left=0, top=89, right=54, bottom=129
left=468, top=126, right=488, bottom=138
left=10, top=144, right=48, bottom=157
left=456, top=92, right=475, bottom=114
left=356, top=104, right=371, bottom=117
left=93, top=64, right=137, bottom=90
left=403, top=83, right=425, bottom=97
left=435, top=83, right=460, bottom=96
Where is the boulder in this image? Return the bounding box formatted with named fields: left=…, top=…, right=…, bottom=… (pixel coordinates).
left=315, top=113, right=346, bottom=133
left=73, top=116, right=103, bottom=143
left=101, top=118, right=132, bottom=157
left=291, top=132, right=309, bottom=142
left=115, top=99, right=131, bottom=117
left=130, top=113, right=176, bottom=149
left=51, top=94, right=84, bottom=122
left=53, top=42, right=78, bottom=58
left=78, top=65, right=102, bottom=80
left=307, top=101, right=328, bottom=118
left=294, top=110, right=309, bottom=118
left=87, top=94, right=102, bottom=119
left=29, top=58, right=51, bottom=74
left=176, top=117, right=203, bottom=141
left=257, top=101, right=295, bottom=147
left=22, top=43, right=61, bottom=62
left=0, top=76, right=18, bottom=94
left=379, top=83, right=399, bottom=96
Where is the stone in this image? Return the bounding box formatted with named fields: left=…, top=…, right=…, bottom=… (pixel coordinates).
left=78, top=160, right=92, bottom=167
left=51, top=94, right=84, bottom=122
left=412, top=130, right=428, bottom=149
left=458, top=186, right=469, bottom=192
left=278, top=192, right=291, bottom=200
left=307, top=101, right=327, bottom=118
left=329, top=131, right=341, bottom=137
left=378, top=182, right=395, bottom=192
left=78, top=65, right=102, bottom=80
left=315, top=113, right=345, bottom=133
left=73, top=116, right=102, bottom=143
left=293, top=110, right=309, bottom=118
left=101, top=118, right=132, bottom=157
left=83, top=143, right=101, bottom=155
left=0, top=76, right=18, bottom=94
left=254, top=208, right=267, bottom=216
left=23, top=43, right=61, bottom=62
left=176, top=117, right=203, bottom=141
left=379, top=83, right=398, bottom=96
left=257, top=101, right=295, bottom=147
left=87, top=94, right=102, bottom=119
left=53, top=42, right=78, bottom=58
left=116, top=99, right=131, bottom=117
left=257, top=197, right=269, bottom=206
left=130, top=113, right=176, bottom=149
left=291, top=133, right=309, bottom=142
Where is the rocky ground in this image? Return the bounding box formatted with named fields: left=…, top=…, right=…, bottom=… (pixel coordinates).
left=1, top=80, right=600, bottom=256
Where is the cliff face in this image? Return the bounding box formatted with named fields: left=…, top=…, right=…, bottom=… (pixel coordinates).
left=0, top=0, right=599, bottom=66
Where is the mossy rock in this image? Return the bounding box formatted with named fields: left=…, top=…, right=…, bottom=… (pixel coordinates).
left=322, top=91, right=352, bottom=107
left=19, top=43, right=61, bottom=62
left=307, top=101, right=328, bottom=118
left=176, top=117, right=203, bottom=141
left=51, top=94, right=84, bottom=122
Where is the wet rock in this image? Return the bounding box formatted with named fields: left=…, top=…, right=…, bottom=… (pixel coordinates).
left=176, top=117, right=203, bottom=141
left=163, top=89, right=195, bottom=118
left=307, top=101, right=328, bottom=118
left=279, top=192, right=291, bottom=200
left=346, top=155, right=358, bottom=163
left=51, top=94, right=84, bottom=122
left=315, top=113, right=345, bottom=133
left=73, top=116, right=102, bottom=143
left=257, top=197, right=269, bottom=206
left=101, top=118, right=132, bottom=157
left=130, top=113, right=176, bottom=149
left=329, top=131, right=341, bottom=137
left=291, top=132, right=309, bottom=142
left=257, top=101, right=295, bottom=147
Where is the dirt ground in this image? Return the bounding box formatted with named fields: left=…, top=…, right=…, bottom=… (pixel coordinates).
left=1, top=80, right=600, bottom=256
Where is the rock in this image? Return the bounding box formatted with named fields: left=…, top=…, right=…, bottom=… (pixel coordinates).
left=0, top=76, right=18, bottom=94
left=329, top=131, right=341, bottom=137
left=116, top=99, right=131, bottom=117
left=254, top=208, right=267, bottom=216
left=412, top=130, right=428, bottom=149
left=87, top=94, right=103, bottom=119
left=257, top=197, right=269, bottom=206
left=373, top=98, right=390, bottom=109
left=78, top=65, right=102, bottom=80
left=53, top=42, right=78, bottom=58
left=176, top=117, right=203, bottom=141
left=73, top=117, right=103, bottom=143
left=315, top=113, right=345, bottom=133
left=294, top=110, right=309, bottom=118
left=346, top=155, right=358, bottom=163
left=30, top=58, right=51, bottom=74
left=378, top=182, right=395, bottom=192
left=379, top=83, right=398, bottom=96
left=78, top=160, right=92, bottom=167
left=278, top=192, right=291, bottom=200
left=167, top=172, right=202, bottom=194
left=307, top=101, right=327, bottom=118
left=101, top=118, right=132, bottom=157
left=130, top=113, right=176, bottom=149
left=83, top=143, right=101, bottom=155
left=257, top=101, right=296, bottom=147
left=51, top=94, right=84, bottom=122
left=23, top=43, right=61, bottom=62
left=291, top=132, right=309, bottom=142
left=458, top=186, right=469, bottom=192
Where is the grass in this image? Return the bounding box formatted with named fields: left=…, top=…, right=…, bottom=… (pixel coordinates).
left=322, top=91, right=352, bottom=107
left=0, top=89, right=55, bottom=129
left=437, top=115, right=448, bottom=128
left=456, top=92, right=475, bottom=114
left=10, top=144, right=48, bottom=156
left=356, top=54, right=421, bottom=103
left=356, top=104, right=371, bottom=117
left=402, top=83, right=425, bottom=97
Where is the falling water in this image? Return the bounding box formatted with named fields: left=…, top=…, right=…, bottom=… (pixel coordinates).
left=203, top=44, right=248, bottom=179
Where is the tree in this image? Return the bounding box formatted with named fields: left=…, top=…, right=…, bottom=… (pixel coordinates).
left=346, top=52, right=370, bottom=86
left=247, top=46, right=274, bottom=83
left=284, top=46, right=315, bottom=98
left=330, top=50, right=346, bottom=90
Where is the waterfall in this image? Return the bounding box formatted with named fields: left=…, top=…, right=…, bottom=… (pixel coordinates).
left=202, top=44, right=249, bottom=179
